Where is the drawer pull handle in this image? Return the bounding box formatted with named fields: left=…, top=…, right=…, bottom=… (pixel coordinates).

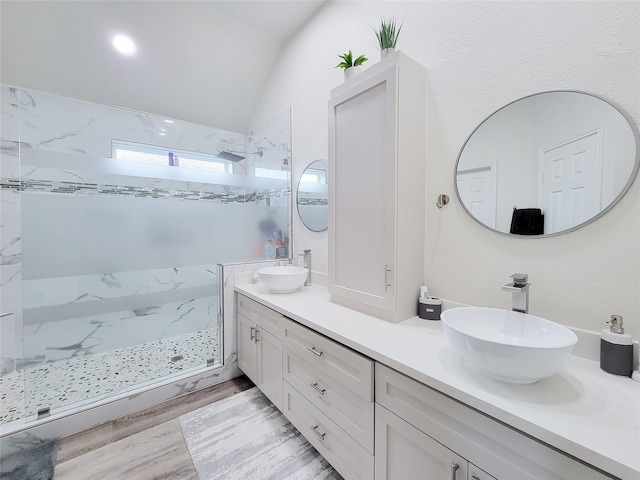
left=471, top=476, right=480, bottom=480
left=384, top=264, right=392, bottom=291
left=310, top=382, right=326, bottom=395
left=306, top=346, right=323, bottom=357
left=450, top=463, right=460, bottom=480
left=311, top=425, right=326, bottom=440
left=250, top=326, right=256, bottom=341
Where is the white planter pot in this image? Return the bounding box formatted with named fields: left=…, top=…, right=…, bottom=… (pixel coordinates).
left=380, top=48, right=395, bottom=59
left=344, top=65, right=363, bottom=81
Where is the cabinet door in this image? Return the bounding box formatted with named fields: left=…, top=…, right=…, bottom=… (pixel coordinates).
left=329, top=64, right=398, bottom=313
left=468, top=463, right=497, bottom=480
left=256, top=326, right=282, bottom=411
left=375, top=404, right=468, bottom=480
left=237, top=314, right=258, bottom=385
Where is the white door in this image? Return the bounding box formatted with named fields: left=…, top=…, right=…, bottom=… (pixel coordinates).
left=539, top=130, right=600, bottom=234
left=456, top=165, right=496, bottom=228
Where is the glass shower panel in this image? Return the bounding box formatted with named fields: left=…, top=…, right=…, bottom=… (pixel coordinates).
left=19, top=160, right=226, bottom=415
left=14, top=88, right=291, bottom=418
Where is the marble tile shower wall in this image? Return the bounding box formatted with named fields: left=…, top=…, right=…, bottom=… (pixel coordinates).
left=0, top=86, right=291, bottom=422
left=21, top=266, right=220, bottom=366
left=1, top=87, right=22, bottom=377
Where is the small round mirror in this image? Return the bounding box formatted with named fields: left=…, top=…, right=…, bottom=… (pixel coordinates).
left=297, top=159, right=328, bottom=232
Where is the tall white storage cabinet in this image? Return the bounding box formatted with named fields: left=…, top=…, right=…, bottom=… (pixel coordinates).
left=328, top=51, right=426, bottom=323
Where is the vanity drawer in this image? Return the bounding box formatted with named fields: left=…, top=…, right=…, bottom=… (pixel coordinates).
left=282, top=317, right=373, bottom=402
left=375, top=363, right=611, bottom=480
left=283, top=345, right=374, bottom=453
left=283, top=381, right=374, bottom=480
left=237, top=294, right=282, bottom=335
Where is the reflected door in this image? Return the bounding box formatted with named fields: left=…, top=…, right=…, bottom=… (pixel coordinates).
left=456, top=165, right=496, bottom=228
left=539, top=130, right=600, bottom=233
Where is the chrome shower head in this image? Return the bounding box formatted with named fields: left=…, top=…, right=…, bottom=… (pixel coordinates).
left=216, top=151, right=246, bottom=162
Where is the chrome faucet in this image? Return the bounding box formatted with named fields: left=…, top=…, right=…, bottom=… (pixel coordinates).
left=501, top=273, right=530, bottom=314
left=303, top=249, right=312, bottom=286
left=294, top=250, right=313, bottom=286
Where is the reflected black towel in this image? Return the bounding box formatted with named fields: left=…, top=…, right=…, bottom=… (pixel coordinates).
left=510, top=208, right=544, bottom=235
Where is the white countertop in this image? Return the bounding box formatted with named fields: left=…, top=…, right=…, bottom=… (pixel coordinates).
left=236, top=283, right=640, bottom=480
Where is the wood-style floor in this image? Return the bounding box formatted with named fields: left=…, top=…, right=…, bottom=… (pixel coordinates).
left=53, top=376, right=254, bottom=479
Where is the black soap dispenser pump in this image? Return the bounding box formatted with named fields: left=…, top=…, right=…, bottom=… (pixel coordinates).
left=600, top=315, right=633, bottom=377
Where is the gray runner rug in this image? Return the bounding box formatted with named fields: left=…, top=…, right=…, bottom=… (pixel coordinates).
left=179, top=387, right=342, bottom=480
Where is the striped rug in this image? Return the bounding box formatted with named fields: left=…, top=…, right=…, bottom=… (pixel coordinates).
left=179, top=387, right=341, bottom=480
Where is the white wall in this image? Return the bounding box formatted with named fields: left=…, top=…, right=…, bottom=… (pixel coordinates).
left=251, top=1, right=640, bottom=339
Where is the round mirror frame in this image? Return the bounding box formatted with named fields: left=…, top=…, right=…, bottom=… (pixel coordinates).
left=454, top=90, right=640, bottom=238
left=296, top=159, right=328, bottom=232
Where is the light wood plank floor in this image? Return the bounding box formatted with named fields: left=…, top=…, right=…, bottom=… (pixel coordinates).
left=54, top=376, right=254, bottom=479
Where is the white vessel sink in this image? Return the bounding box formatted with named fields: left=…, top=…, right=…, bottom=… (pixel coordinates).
left=258, top=266, right=308, bottom=293
left=441, top=307, right=578, bottom=384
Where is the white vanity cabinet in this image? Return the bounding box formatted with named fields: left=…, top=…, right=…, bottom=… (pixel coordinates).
left=235, top=290, right=628, bottom=480
left=328, top=51, right=426, bottom=323
left=375, top=363, right=612, bottom=480
left=281, top=317, right=375, bottom=480
left=237, top=294, right=283, bottom=411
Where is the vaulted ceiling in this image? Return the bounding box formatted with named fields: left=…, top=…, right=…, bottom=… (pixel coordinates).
left=1, top=1, right=326, bottom=132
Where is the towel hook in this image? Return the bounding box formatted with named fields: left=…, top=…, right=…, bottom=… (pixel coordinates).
left=436, top=194, right=450, bottom=209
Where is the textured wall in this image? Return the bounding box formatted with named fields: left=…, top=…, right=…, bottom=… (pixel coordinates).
left=251, top=1, right=639, bottom=339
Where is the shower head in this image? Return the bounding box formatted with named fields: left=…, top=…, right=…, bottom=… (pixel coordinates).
left=216, top=151, right=246, bottom=162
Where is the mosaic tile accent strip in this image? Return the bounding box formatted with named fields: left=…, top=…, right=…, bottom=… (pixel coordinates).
left=0, top=328, right=219, bottom=424
left=297, top=197, right=328, bottom=206
left=0, top=178, right=289, bottom=204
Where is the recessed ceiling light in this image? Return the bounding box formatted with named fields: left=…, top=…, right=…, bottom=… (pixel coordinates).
left=164, top=119, right=175, bottom=124
left=112, top=35, right=136, bottom=55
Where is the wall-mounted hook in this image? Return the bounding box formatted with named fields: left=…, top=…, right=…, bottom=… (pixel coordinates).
left=436, top=194, right=449, bottom=209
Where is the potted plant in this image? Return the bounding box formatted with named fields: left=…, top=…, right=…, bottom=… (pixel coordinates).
left=373, top=17, right=403, bottom=59
left=335, top=50, right=368, bottom=81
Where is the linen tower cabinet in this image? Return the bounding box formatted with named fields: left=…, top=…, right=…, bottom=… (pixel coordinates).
left=328, top=51, right=427, bottom=322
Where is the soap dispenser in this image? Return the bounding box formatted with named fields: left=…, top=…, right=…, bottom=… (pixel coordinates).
left=600, top=315, right=633, bottom=377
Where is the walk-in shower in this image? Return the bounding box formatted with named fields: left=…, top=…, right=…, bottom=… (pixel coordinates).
left=0, top=87, right=290, bottom=428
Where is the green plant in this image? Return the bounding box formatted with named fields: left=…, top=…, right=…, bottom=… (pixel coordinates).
left=373, top=17, right=403, bottom=50
left=335, top=50, right=368, bottom=69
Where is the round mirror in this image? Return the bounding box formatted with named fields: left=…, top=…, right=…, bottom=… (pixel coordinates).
left=455, top=91, right=639, bottom=237
left=297, top=159, right=328, bottom=232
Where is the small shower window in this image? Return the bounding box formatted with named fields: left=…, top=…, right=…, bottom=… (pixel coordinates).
left=301, top=167, right=327, bottom=184
left=113, top=140, right=231, bottom=173
left=255, top=167, right=289, bottom=180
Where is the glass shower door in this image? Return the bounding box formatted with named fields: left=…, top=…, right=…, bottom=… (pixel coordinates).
left=13, top=88, right=291, bottom=420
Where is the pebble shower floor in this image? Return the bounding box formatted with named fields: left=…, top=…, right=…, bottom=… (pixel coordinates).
left=0, top=328, right=218, bottom=424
